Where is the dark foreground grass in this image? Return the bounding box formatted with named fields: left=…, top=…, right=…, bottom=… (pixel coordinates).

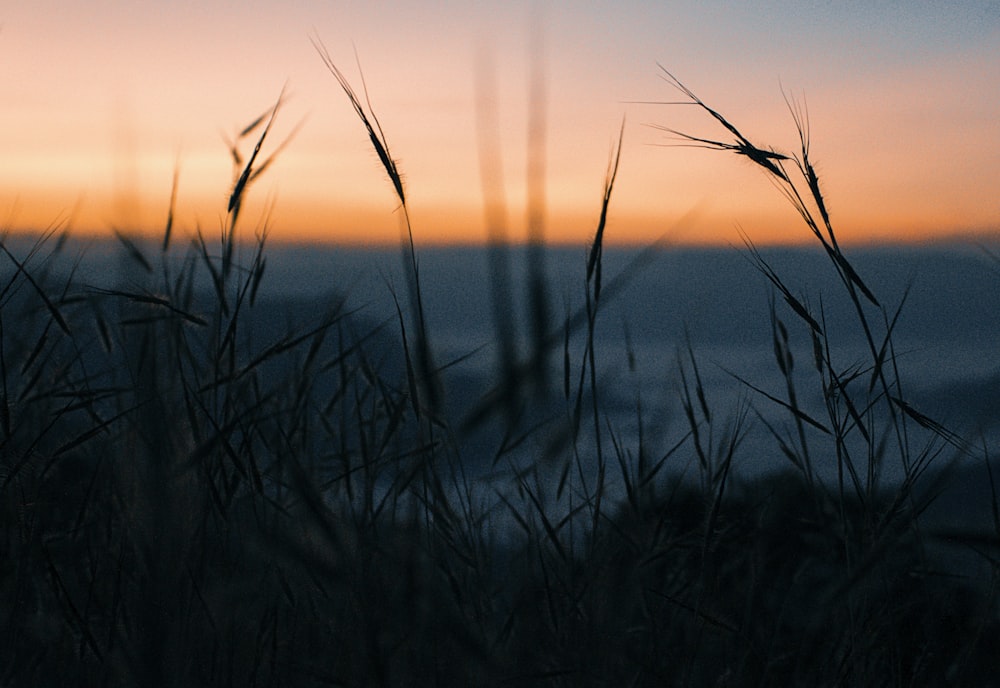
left=2, top=62, right=999, bottom=687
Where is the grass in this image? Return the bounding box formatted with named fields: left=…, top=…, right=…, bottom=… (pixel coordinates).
left=1, top=55, right=998, bottom=688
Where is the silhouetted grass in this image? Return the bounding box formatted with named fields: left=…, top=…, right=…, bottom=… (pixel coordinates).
left=1, top=60, right=998, bottom=688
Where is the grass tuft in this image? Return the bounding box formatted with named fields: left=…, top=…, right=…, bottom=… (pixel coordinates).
left=0, top=57, right=996, bottom=688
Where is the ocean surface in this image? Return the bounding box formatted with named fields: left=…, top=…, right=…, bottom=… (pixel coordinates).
left=255, top=240, right=1000, bottom=453
left=5, top=235, right=1000, bottom=524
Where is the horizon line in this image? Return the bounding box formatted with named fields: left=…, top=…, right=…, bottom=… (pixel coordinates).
left=3, top=224, right=998, bottom=252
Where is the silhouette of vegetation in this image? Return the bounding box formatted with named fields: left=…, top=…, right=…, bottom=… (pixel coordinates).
left=1, top=56, right=997, bottom=687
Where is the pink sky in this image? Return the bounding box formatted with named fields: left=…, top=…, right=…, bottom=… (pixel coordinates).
left=1, top=1, right=998, bottom=246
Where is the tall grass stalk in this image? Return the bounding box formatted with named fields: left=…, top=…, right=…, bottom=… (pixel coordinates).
left=475, top=47, right=520, bottom=420
left=525, top=16, right=551, bottom=393
left=313, top=37, right=439, bottom=419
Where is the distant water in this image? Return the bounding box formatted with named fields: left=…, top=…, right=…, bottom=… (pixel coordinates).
left=6, top=236, right=1000, bottom=490
left=254, top=242, right=1000, bottom=442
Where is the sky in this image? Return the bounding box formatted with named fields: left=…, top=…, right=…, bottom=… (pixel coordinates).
left=1, top=1, right=998, bottom=246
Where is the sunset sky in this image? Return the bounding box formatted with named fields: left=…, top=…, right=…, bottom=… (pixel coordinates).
left=1, top=1, right=998, bottom=246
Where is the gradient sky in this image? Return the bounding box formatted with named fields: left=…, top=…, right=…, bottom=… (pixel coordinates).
left=2, top=1, right=998, bottom=246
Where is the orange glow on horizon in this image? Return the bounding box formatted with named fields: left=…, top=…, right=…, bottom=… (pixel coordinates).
left=5, top=195, right=994, bottom=251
